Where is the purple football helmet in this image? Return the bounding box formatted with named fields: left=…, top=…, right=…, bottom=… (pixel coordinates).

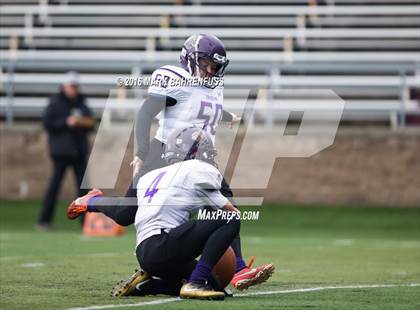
left=180, top=34, right=229, bottom=78
left=164, top=126, right=217, bottom=165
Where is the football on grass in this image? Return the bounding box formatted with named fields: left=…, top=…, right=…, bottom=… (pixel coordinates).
left=212, top=246, right=237, bottom=288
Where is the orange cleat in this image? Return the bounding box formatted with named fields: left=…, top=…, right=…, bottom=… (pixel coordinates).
left=67, top=188, right=103, bottom=220
left=230, top=257, right=275, bottom=290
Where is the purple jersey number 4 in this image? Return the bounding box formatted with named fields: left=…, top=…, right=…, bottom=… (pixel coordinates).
left=144, top=171, right=166, bottom=203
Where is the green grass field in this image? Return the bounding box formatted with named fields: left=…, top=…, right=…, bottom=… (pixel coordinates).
left=0, top=201, right=419, bottom=310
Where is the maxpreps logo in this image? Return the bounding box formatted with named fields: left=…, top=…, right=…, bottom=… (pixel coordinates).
left=197, top=209, right=260, bottom=221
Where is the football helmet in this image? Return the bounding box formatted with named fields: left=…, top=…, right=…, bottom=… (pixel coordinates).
left=180, top=34, right=229, bottom=78
left=164, top=126, right=217, bottom=164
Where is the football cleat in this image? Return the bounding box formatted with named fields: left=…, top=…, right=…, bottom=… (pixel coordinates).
left=111, top=269, right=151, bottom=297
left=180, top=281, right=225, bottom=300
left=67, top=188, right=103, bottom=220
left=230, top=257, right=275, bottom=290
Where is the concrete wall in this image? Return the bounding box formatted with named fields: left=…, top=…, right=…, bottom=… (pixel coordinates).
left=1, top=124, right=419, bottom=206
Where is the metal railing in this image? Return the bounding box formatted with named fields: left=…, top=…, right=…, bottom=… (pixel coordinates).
left=1, top=1, right=419, bottom=127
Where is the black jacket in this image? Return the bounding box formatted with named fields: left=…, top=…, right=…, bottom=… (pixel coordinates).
left=43, top=90, right=93, bottom=159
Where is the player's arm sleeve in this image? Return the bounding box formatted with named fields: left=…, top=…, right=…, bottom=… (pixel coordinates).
left=197, top=188, right=229, bottom=209
left=135, top=93, right=176, bottom=161
left=221, top=109, right=233, bottom=122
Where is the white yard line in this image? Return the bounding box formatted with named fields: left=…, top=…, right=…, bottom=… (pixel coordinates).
left=65, top=298, right=181, bottom=310
left=236, top=283, right=420, bottom=297
left=20, top=262, right=45, bottom=268
left=333, top=239, right=354, bottom=246
left=64, top=283, right=420, bottom=310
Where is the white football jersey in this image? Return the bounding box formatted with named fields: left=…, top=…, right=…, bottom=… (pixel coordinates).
left=148, top=65, right=224, bottom=145
left=135, top=159, right=228, bottom=247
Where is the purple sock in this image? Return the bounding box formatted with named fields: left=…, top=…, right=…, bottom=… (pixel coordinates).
left=86, top=196, right=101, bottom=212
left=236, top=257, right=246, bottom=273
left=189, top=260, right=213, bottom=283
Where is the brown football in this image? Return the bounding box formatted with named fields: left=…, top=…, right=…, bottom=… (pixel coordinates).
left=212, top=246, right=237, bottom=288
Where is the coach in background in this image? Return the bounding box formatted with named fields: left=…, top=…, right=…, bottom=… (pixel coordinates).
left=37, top=71, right=95, bottom=230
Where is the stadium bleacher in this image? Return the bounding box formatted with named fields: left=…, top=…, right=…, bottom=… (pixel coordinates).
left=0, top=0, right=419, bottom=127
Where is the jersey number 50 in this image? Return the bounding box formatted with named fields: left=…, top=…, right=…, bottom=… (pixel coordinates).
left=197, top=101, right=223, bottom=135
